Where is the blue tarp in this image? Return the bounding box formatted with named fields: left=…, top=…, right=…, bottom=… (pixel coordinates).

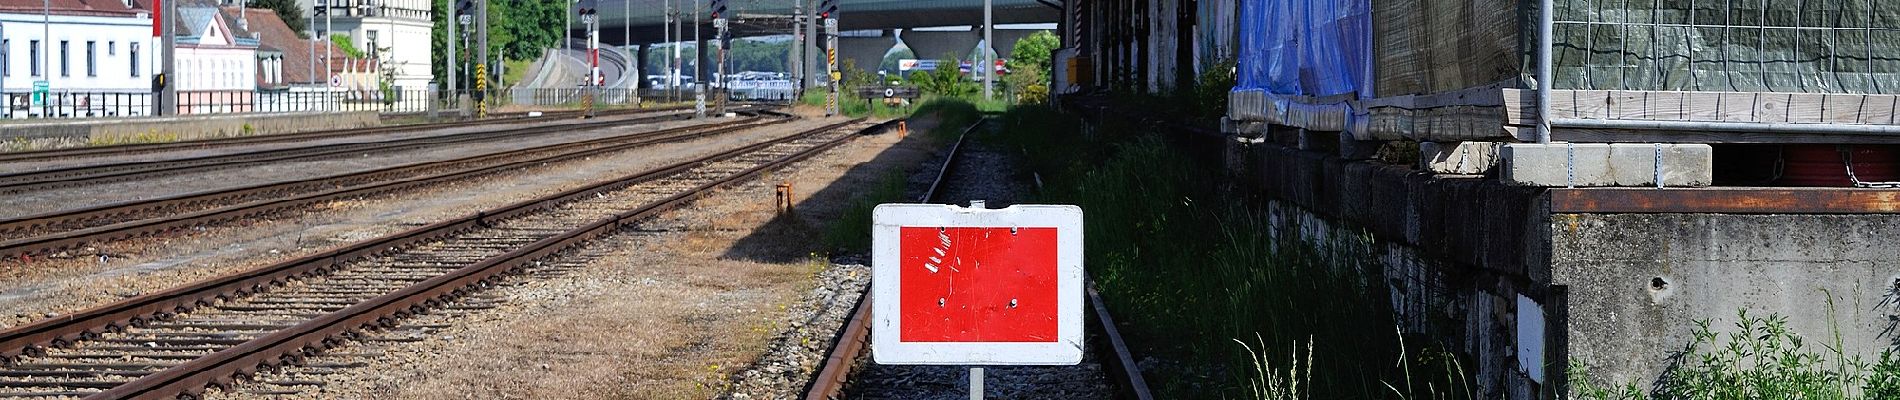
left=1235, top=0, right=1372, bottom=99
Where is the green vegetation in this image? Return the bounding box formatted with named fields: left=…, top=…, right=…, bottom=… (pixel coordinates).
left=819, top=98, right=983, bottom=253
left=502, top=58, right=533, bottom=87
left=330, top=34, right=365, bottom=58
left=988, top=104, right=1464, bottom=399
left=429, top=0, right=569, bottom=86
left=1572, top=308, right=1900, bottom=400
left=249, top=0, right=308, bottom=36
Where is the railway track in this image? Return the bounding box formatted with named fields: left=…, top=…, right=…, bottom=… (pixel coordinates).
left=0, top=115, right=797, bottom=260
left=0, top=107, right=765, bottom=194
left=0, top=118, right=888, bottom=399
left=0, top=106, right=688, bottom=165
left=801, top=118, right=1153, bottom=400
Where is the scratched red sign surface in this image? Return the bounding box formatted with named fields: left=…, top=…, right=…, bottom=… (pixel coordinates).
left=897, top=227, right=1059, bottom=342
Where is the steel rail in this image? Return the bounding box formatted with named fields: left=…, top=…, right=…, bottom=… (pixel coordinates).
left=0, top=116, right=791, bottom=260
left=0, top=106, right=690, bottom=164
left=802, top=118, right=974, bottom=400
left=85, top=118, right=884, bottom=399
left=800, top=118, right=1154, bottom=400
left=0, top=108, right=750, bottom=193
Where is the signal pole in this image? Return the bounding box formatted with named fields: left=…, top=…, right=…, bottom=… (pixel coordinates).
left=983, top=0, right=993, bottom=100
left=580, top=0, right=598, bottom=117
left=711, top=0, right=726, bottom=115
left=475, top=0, right=488, bottom=118
left=818, top=0, right=837, bottom=116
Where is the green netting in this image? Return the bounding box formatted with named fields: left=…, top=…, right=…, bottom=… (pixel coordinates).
left=1552, top=0, right=1900, bottom=93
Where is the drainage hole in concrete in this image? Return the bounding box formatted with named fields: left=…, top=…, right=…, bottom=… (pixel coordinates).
left=1650, top=277, right=1669, bottom=291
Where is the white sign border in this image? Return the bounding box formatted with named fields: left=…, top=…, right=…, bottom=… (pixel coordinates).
left=870, top=203, right=1085, bottom=366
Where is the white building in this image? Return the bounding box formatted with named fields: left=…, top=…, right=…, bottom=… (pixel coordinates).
left=305, top=0, right=430, bottom=90
left=0, top=0, right=156, bottom=116
left=174, top=3, right=257, bottom=113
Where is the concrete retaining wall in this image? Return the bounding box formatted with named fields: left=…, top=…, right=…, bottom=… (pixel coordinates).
left=0, top=112, right=380, bottom=151
left=1229, top=131, right=1899, bottom=398
left=1232, top=138, right=1552, bottom=399
left=1553, top=213, right=1900, bottom=389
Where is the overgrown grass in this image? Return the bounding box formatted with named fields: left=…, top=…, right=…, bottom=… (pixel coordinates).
left=1572, top=308, right=1900, bottom=400
left=798, top=90, right=1009, bottom=119
left=991, top=104, right=1465, bottom=399
left=820, top=170, right=906, bottom=253
left=817, top=98, right=985, bottom=253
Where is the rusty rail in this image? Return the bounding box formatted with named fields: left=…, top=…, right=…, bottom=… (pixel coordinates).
left=92, top=119, right=876, bottom=399
left=800, top=117, right=1153, bottom=400
left=0, top=118, right=882, bottom=399
left=802, top=118, right=977, bottom=400
left=0, top=116, right=787, bottom=260
left=0, top=108, right=757, bottom=193
left=0, top=105, right=695, bottom=164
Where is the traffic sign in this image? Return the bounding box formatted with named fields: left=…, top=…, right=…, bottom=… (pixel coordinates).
left=31, top=81, right=48, bottom=106
left=871, top=203, right=1084, bottom=365
left=329, top=74, right=342, bottom=87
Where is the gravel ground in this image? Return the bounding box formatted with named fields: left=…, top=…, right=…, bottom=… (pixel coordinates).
left=839, top=117, right=1117, bottom=399
left=192, top=116, right=939, bottom=399
left=0, top=115, right=713, bottom=219
left=0, top=109, right=689, bottom=173
left=0, top=117, right=848, bottom=330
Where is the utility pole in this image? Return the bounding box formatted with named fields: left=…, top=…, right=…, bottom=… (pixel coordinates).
left=692, top=0, right=703, bottom=118
left=157, top=0, right=177, bottom=116
left=325, top=0, right=334, bottom=112
left=790, top=0, right=802, bottom=100
left=662, top=0, right=671, bottom=101
left=983, top=0, right=993, bottom=100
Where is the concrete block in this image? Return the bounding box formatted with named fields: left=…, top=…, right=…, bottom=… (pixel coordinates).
left=1420, top=141, right=1501, bottom=175
left=1339, top=134, right=1382, bottom=160
left=1500, top=143, right=1712, bottom=187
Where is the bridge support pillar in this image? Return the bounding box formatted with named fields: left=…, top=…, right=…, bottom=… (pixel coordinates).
left=637, top=44, right=652, bottom=89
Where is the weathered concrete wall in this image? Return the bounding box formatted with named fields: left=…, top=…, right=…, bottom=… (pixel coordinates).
left=1553, top=213, right=1900, bottom=388
left=1233, top=138, right=1553, bottom=399
left=0, top=112, right=380, bottom=152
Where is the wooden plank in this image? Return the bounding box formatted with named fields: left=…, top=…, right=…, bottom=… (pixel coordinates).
left=1824, top=94, right=1869, bottom=124
left=1720, top=92, right=1758, bottom=122
left=1503, top=88, right=1537, bottom=125
left=1865, top=95, right=1900, bottom=125
left=1551, top=188, right=1900, bottom=214
left=1787, top=93, right=1826, bottom=123
left=1569, top=90, right=1611, bottom=119
left=1610, top=90, right=1648, bottom=120
left=1754, top=93, right=1793, bottom=123
left=1684, top=92, right=1724, bottom=121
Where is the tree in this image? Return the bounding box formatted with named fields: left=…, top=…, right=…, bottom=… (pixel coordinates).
left=1008, top=30, right=1058, bottom=81
left=248, top=0, right=307, bottom=37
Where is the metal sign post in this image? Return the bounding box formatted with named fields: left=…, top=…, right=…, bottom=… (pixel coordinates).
left=871, top=202, right=1086, bottom=400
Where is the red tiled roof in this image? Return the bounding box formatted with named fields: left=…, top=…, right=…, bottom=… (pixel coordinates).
left=220, top=6, right=370, bottom=85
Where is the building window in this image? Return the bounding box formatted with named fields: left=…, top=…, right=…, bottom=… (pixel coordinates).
left=86, top=41, right=96, bottom=77
left=2, top=39, right=10, bottom=77
left=366, top=30, right=378, bottom=59
left=59, top=40, right=68, bottom=77
left=108, top=41, right=115, bottom=56
left=130, top=43, right=139, bottom=77
left=29, top=40, right=39, bottom=77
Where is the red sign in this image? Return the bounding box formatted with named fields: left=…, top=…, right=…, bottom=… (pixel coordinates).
left=898, top=227, right=1059, bottom=342
left=872, top=204, right=1083, bottom=366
